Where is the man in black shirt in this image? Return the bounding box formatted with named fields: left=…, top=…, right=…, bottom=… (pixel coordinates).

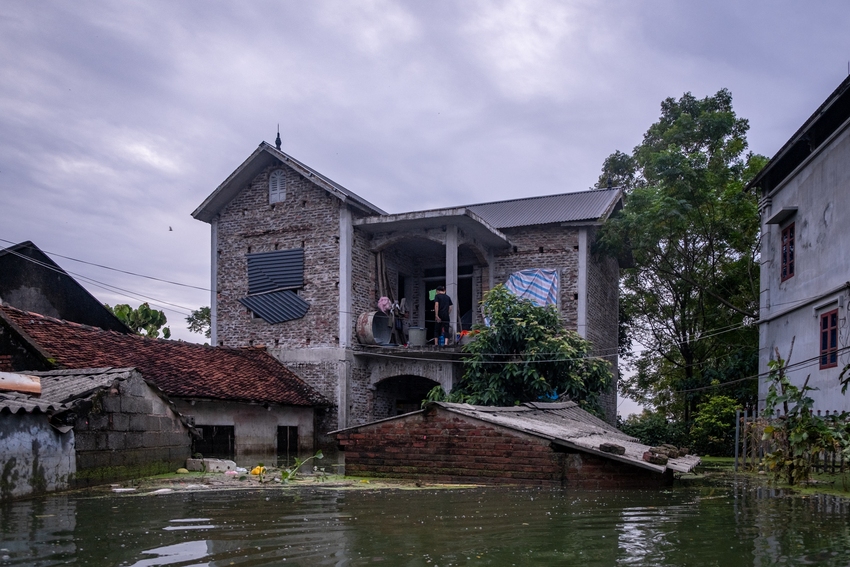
left=434, top=285, right=453, bottom=344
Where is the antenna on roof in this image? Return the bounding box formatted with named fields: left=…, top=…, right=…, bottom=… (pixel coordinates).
left=275, top=124, right=282, bottom=150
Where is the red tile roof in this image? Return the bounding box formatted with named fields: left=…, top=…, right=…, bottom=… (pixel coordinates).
left=0, top=304, right=328, bottom=407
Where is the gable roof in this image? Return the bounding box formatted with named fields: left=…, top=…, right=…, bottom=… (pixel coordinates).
left=0, top=241, right=130, bottom=333
left=192, top=142, right=386, bottom=222
left=0, top=304, right=328, bottom=407
left=465, top=187, right=624, bottom=229
left=748, top=74, right=850, bottom=195
left=333, top=400, right=699, bottom=474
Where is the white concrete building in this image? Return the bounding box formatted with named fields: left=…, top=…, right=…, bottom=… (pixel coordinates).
left=750, top=75, right=850, bottom=412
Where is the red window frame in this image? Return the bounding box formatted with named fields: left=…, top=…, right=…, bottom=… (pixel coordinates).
left=781, top=223, right=795, bottom=281
left=820, top=309, right=839, bottom=369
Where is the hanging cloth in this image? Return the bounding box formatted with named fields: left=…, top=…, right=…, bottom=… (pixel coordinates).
left=504, top=268, right=559, bottom=307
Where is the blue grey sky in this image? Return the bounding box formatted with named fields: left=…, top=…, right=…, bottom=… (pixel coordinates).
left=1, top=1, right=848, bottom=411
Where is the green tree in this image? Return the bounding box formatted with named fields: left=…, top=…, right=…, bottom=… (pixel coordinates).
left=186, top=306, right=211, bottom=339
left=689, top=395, right=740, bottom=456
left=105, top=302, right=171, bottom=339
left=429, top=285, right=612, bottom=415
left=597, top=89, right=766, bottom=421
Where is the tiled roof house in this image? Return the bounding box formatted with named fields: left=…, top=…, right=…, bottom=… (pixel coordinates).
left=0, top=303, right=328, bottom=465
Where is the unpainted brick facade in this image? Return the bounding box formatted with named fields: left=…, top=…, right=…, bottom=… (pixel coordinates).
left=335, top=406, right=672, bottom=489
left=208, top=148, right=621, bottom=439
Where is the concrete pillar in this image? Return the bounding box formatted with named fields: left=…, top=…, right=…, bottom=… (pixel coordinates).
left=210, top=217, right=218, bottom=346
left=337, top=359, right=349, bottom=428
left=577, top=228, right=588, bottom=338
left=339, top=206, right=353, bottom=347
left=487, top=248, right=495, bottom=291
left=445, top=225, right=458, bottom=335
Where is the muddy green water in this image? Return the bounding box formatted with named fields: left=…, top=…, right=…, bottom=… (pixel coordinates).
left=2, top=480, right=850, bottom=566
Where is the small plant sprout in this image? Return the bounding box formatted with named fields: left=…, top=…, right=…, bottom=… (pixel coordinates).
left=281, top=450, right=324, bottom=482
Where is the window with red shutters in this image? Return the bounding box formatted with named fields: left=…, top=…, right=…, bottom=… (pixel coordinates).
left=820, top=309, right=839, bottom=369
left=781, top=223, right=795, bottom=281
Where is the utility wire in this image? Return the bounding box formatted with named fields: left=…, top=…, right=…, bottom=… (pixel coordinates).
left=0, top=238, right=211, bottom=292
left=674, top=344, right=850, bottom=394
left=0, top=246, right=195, bottom=315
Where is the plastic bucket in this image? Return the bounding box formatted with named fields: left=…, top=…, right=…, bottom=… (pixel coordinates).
left=408, top=327, right=427, bottom=346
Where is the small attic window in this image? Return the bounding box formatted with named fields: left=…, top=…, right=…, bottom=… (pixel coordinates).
left=269, top=169, right=286, bottom=204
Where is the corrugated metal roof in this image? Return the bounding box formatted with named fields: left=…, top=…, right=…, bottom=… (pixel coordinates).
left=239, top=290, right=310, bottom=324
left=247, top=248, right=304, bottom=294
left=466, top=188, right=623, bottom=228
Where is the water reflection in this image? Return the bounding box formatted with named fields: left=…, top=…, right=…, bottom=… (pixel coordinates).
left=1, top=480, right=850, bottom=566
left=127, top=540, right=210, bottom=567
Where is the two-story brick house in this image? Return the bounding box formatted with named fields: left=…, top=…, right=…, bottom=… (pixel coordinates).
left=193, top=141, right=622, bottom=442
left=749, top=75, right=850, bottom=412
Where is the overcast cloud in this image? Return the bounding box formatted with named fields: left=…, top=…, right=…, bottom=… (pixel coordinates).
left=1, top=1, right=848, bottom=367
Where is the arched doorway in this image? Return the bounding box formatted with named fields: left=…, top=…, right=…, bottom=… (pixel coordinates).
left=373, top=375, right=440, bottom=420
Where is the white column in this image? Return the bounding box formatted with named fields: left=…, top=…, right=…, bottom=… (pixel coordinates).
left=210, top=218, right=218, bottom=346
left=445, top=225, right=458, bottom=336
left=577, top=228, right=588, bottom=338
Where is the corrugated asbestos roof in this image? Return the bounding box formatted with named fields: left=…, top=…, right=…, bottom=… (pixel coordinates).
left=239, top=291, right=310, bottom=324
left=466, top=188, right=623, bottom=228
left=0, top=390, right=67, bottom=415
left=33, top=367, right=136, bottom=404
left=0, top=304, right=329, bottom=407
left=0, top=368, right=135, bottom=415
left=333, top=400, right=699, bottom=475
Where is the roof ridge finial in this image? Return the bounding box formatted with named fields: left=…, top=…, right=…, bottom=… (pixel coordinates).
left=275, top=124, right=282, bottom=150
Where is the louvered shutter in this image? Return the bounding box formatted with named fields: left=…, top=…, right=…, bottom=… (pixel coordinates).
left=269, top=169, right=285, bottom=203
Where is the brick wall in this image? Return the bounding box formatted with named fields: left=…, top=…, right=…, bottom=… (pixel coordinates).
left=585, top=227, right=620, bottom=422
left=336, top=406, right=671, bottom=489
left=216, top=162, right=343, bottom=348
left=351, top=227, right=377, bottom=345
left=73, top=374, right=190, bottom=486
left=280, top=358, right=342, bottom=449
left=493, top=225, right=580, bottom=329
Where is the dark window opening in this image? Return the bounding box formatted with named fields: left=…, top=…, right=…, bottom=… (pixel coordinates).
left=781, top=223, right=795, bottom=281
left=277, top=426, right=299, bottom=467
left=192, top=425, right=235, bottom=460
left=820, top=309, right=838, bottom=369
left=426, top=277, right=474, bottom=340
left=397, top=274, right=406, bottom=300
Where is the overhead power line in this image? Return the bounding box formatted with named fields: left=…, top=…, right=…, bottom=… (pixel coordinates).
left=0, top=238, right=211, bottom=292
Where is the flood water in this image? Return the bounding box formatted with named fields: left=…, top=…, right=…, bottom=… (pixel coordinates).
left=2, top=479, right=850, bottom=566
